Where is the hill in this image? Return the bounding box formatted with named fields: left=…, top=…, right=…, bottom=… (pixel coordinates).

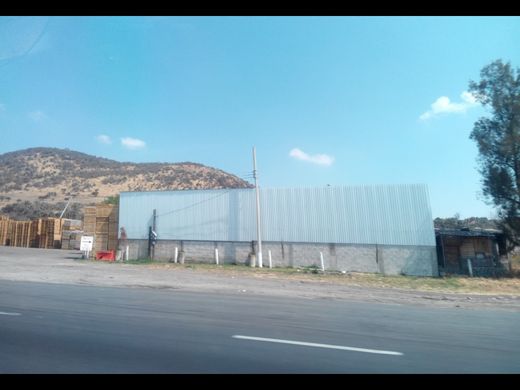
left=0, top=147, right=253, bottom=219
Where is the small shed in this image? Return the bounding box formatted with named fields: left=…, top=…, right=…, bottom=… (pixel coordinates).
left=435, top=228, right=509, bottom=276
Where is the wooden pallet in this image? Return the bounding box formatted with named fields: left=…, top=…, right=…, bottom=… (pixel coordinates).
left=1, top=205, right=118, bottom=252
left=37, top=218, right=63, bottom=249
left=0, top=218, right=32, bottom=247
left=82, top=204, right=119, bottom=258
left=0, top=215, right=10, bottom=246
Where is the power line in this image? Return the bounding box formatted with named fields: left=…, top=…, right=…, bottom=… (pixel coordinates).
left=239, top=172, right=255, bottom=179
left=154, top=170, right=255, bottom=219
left=0, top=17, right=50, bottom=69
left=155, top=189, right=240, bottom=218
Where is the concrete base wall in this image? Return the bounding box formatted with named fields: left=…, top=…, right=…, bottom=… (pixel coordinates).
left=126, top=239, right=438, bottom=277
left=381, top=245, right=438, bottom=277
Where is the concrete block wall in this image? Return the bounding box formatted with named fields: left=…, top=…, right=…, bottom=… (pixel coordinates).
left=259, top=242, right=380, bottom=273
left=127, top=239, right=438, bottom=276
left=127, top=239, right=149, bottom=260
left=127, top=239, right=253, bottom=265
left=335, top=244, right=380, bottom=273
left=261, top=242, right=331, bottom=269
left=380, top=245, right=438, bottom=277
left=171, top=240, right=252, bottom=265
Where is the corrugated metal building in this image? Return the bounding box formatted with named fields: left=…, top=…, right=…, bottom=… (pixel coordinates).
left=119, top=185, right=438, bottom=276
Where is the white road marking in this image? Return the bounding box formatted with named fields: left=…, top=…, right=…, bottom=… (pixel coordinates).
left=0, top=311, right=21, bottom=316
left=232, top=335, right=403, bottom=356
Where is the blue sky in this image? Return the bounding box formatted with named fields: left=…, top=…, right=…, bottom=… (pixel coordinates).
left=1, top=16, right=519, bottom=219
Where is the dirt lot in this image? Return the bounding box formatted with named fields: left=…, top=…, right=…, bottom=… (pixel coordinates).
left=1, top=246, right=520, bottom=311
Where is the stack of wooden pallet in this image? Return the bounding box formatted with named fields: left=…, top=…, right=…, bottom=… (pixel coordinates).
left=61, top=218, right=83, bottom=250
left=82, top=204, right=119, bottom=258
left=0, top=215, right=79, bottom=250
left=83, top=207, right=96, bottom=237
left=0, top=217, right=34, bottom=247
left=30, top=219, right=40, bottom=248
left=0, top=215, right=11, bottom=246
left=96, top=204, right=119, bottom=255
left=0, top=216, right=30, bottom=247
left=62, top=219, right=83, bottom=231
left=0, top=209, right=119, bottom=253
left=38, top=218, right=62, bottom=249
left=12, top=221, right=32, bottom=247
left=61, top=230, right=83, bottom=250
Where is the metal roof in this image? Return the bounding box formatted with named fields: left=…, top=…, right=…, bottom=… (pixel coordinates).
left=119, top=184, right=436, bottom=246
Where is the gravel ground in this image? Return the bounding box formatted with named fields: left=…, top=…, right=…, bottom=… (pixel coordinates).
left=1, top=246, right=520, bottom=311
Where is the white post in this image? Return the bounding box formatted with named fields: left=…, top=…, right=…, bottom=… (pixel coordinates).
left=320, top=252, right=325, bottom=272
left=215, top=248, right=219, bottom=265
left=268, top=250, right=272, bottom=269
left=253, top=146, right=263, bottom=268
left=467, top=258, right=473, bottom=277
left=174, top=247, right=178, bottom=263
left=125, top=246, right=129, bottom=261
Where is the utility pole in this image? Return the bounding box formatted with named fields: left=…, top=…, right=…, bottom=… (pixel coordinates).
left=59, top=198, right=71, bottom=219
left=152, top=209, right=156, bottom=260
left=253, top=146, right=263, bottom=268
left=149, top=209, right=157, bottom=260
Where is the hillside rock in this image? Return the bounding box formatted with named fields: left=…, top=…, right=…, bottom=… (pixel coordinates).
left=0, top=147, right=252, bottom=218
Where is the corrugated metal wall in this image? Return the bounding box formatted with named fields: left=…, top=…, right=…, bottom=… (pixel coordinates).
left=119, top=184, right=435, bottom=246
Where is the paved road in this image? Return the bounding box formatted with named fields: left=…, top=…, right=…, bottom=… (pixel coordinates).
left=1, top=280, right=519, bottom=373
left=2, top=246, right=520, bottom=311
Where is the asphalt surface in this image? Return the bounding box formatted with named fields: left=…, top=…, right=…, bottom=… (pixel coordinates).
left=2, top=246, right=520, bottom=311
left=1, top=279, right=519, bottom=373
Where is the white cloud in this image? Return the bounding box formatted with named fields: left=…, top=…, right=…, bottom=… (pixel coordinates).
left=28, top=110, right=47, bottom=122
left=461, top=91, right=477, bottom=104
left=121, top=137, right=146, bottom=150
left=96, top=134, right=112, bottom=145
left=289, top=148, right=334, bottom=166
left=419, top=91, right=478, bottom=121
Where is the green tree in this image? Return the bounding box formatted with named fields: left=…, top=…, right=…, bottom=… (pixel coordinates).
left=469, top=59, right=520, bottom=247
left=103, top=194, right=120, bottom=205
